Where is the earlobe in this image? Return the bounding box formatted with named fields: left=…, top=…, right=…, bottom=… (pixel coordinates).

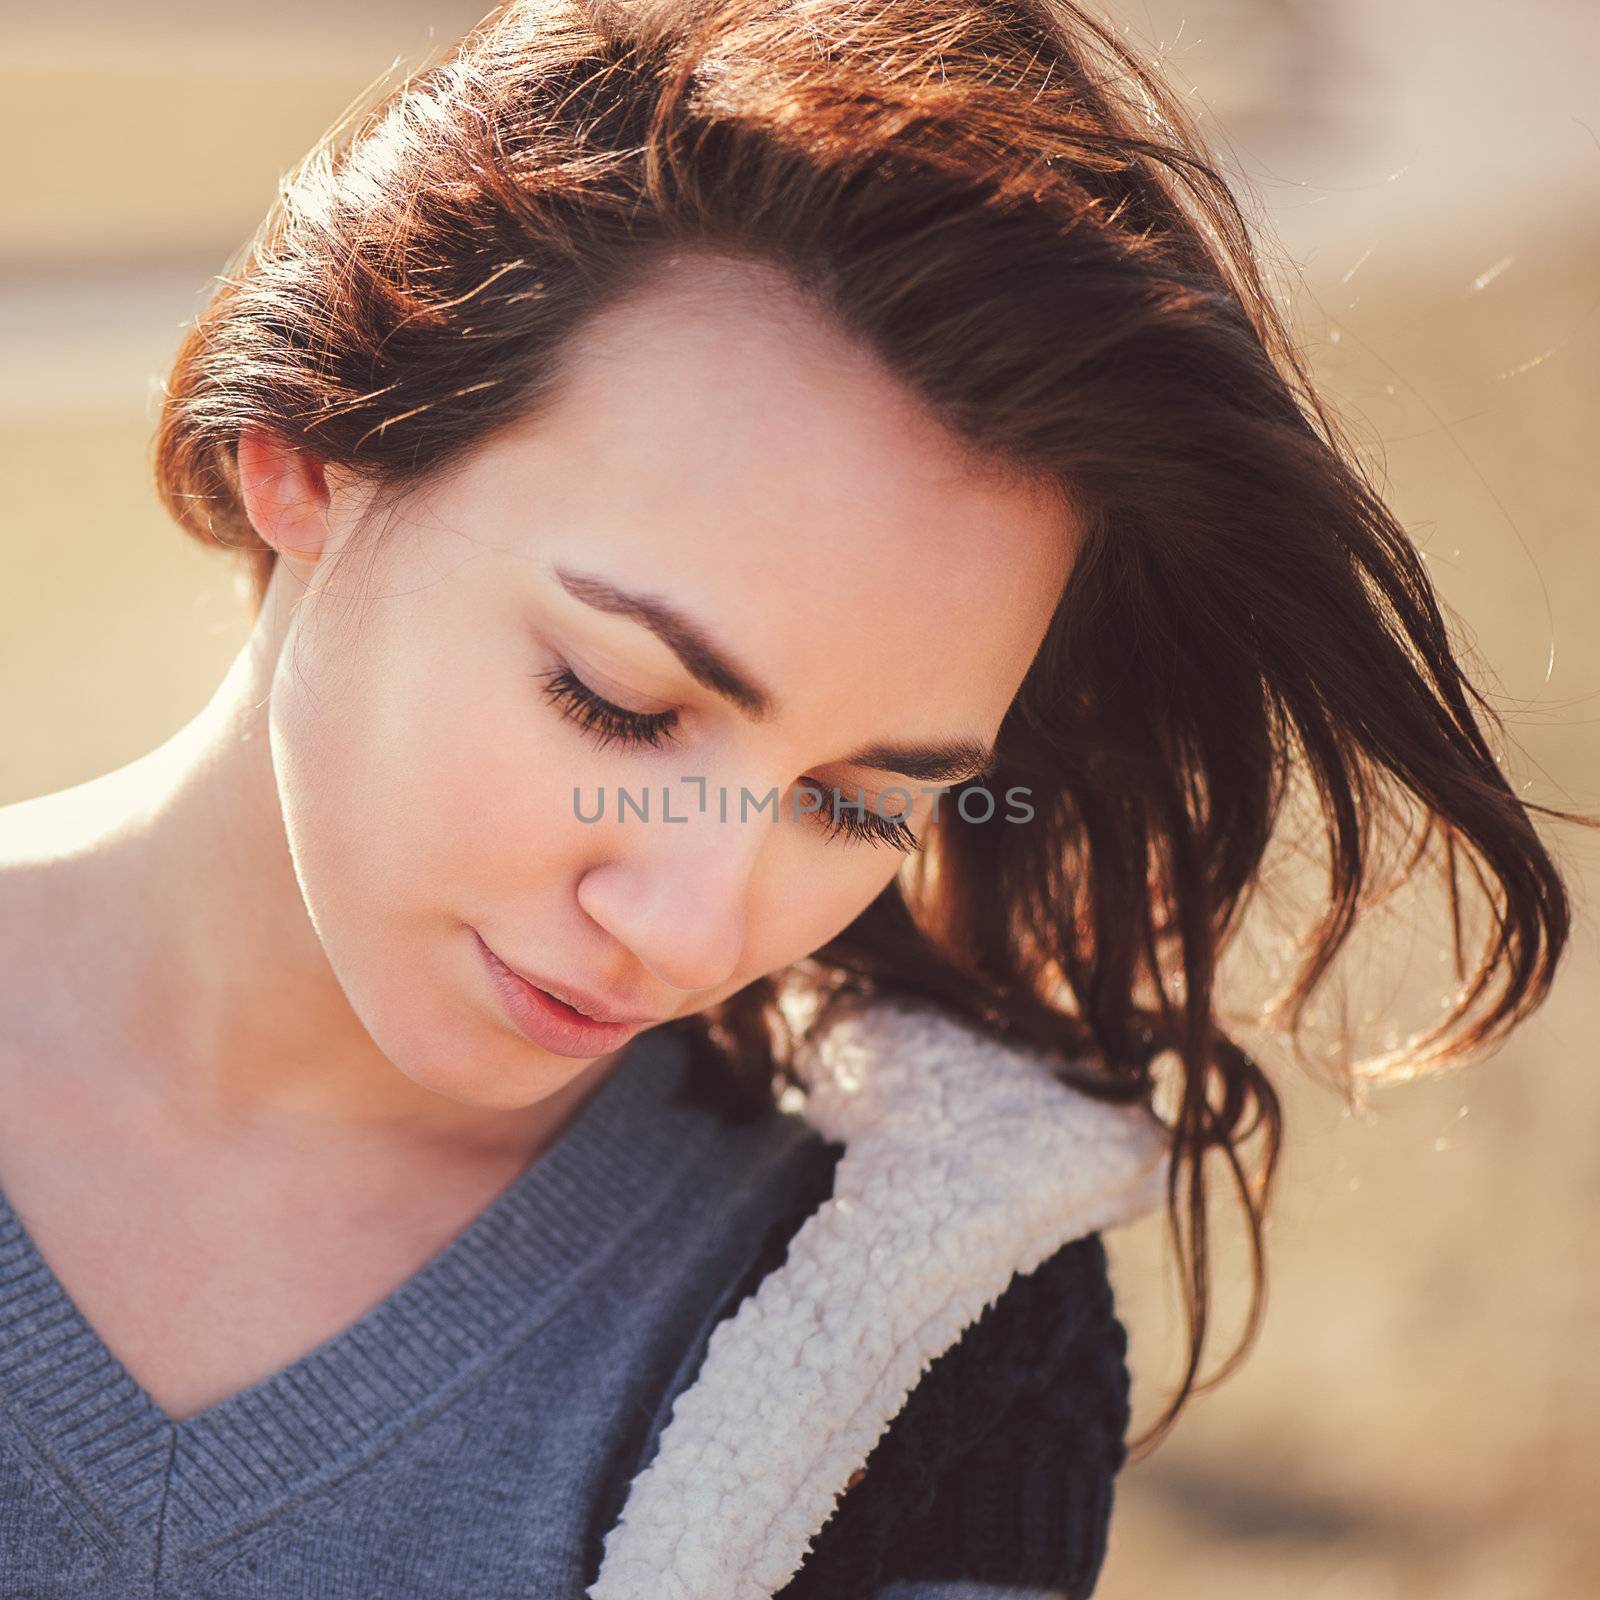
left=235, top=427, right=336, bottom=569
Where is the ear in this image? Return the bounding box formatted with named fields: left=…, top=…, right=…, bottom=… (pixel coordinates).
left=236, top=428, right=363, bottom=582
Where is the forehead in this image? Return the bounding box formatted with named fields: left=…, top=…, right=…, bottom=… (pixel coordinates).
left=462, top=252, right=1080, bottom=730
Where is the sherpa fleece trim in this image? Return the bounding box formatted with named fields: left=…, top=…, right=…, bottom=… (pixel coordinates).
left=587, top=995, right=1175, bottom=1600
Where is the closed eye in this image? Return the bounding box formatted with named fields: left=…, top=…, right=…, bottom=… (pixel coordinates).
left=534, top=662, right=921, bottom=853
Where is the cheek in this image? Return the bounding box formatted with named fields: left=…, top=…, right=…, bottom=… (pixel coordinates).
left=266, top=581, right=540, bottom=924
left=750, top=846, right=903, bottom=975
left=416, top=665, right=606, bottom=901
left=268, top=629, right=440, bottom=926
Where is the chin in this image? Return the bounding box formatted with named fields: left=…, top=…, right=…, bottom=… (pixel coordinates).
left=400, top=1042, right=580, bottom=1113
left=352, top=979, right=562, bottom=1114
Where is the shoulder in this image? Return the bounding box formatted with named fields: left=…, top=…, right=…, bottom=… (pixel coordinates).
left=772, top=1228, right=1132, bottom=1599
left=0, top=800, right=140, bottom=1080
left=586, top=1003, right=1166, bottom=1600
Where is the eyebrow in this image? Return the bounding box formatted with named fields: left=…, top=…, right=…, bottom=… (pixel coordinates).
left=550, top=563, right=999, bottom=785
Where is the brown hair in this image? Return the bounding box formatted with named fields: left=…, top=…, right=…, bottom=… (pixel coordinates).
left=152, top=0, right=1593, bottom=1456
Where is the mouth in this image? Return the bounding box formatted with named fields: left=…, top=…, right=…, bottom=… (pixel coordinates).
left=473, top=931, right=666, bottom=1058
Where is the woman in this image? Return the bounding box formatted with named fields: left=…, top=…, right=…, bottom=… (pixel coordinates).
left=0, top=0, right=1584, bottom=1595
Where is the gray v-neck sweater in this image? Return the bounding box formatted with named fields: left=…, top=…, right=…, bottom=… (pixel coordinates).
left=0, top=1025, right=839, bottom=1597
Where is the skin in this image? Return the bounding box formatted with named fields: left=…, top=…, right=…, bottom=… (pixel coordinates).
left=0, top=252, right=1078, bottom=1417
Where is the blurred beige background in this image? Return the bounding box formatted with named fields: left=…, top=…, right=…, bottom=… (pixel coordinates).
left=2, top=2, right=1597, bottom=1596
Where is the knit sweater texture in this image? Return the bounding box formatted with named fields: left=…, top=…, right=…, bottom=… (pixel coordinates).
left=0, top=1006, right=1163, bottom=1598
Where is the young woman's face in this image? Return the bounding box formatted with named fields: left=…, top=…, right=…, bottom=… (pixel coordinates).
left=265, top=255, right=1078, bottom=1108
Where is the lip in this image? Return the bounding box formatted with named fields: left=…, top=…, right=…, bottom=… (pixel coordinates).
left=473, top=932, right=663, bottom=1059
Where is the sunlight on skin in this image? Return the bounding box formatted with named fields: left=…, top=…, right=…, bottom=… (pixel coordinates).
left=0, top=251, right=1080, bottom=1161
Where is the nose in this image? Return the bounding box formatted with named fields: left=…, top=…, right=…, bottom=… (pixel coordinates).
left=574, top=777, right=772, bottom=996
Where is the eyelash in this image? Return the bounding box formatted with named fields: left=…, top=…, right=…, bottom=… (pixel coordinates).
left=533, top=662, right=922, bottom=855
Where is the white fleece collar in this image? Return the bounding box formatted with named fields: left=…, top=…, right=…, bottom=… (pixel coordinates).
left=587, top=994, right=1174, bottom=1600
